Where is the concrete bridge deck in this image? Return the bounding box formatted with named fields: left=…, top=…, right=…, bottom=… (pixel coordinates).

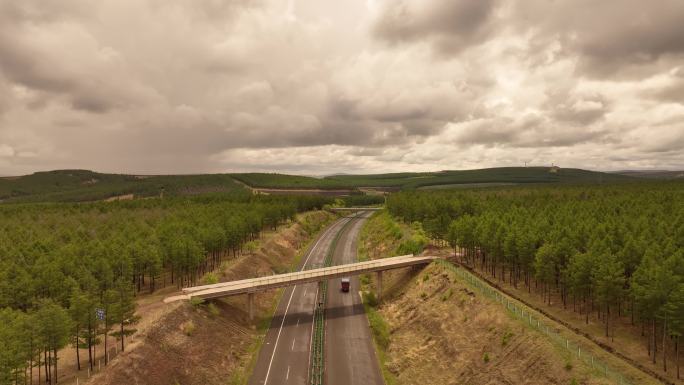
left=164, top=254, right=436, bottom=303
left=329, top=207, right=382, bottom=211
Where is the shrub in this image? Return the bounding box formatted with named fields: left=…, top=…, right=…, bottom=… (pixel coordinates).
left=564, top=362, right=573, bottom=371
left=202, top=272, right=219, bottom=285
left=501, top=330, right=514, bottom=346
left=420, top=292, right=428, bottom=300
left=244, top=241, right=259, bottom=254
left=190, top=297, right=205, bottom=307
left=182, top=321, right=196, bottom=336
left=363, top=291, right=378, bottom=307
left=207, top=302, right=220, bottom=316
left=422, top=274, right=429, bottom=282
left=367, top=308, right=390, bottom=350
left=483, top=352, right=490, bottom=363
left=441, top=288, right=453, bottom=301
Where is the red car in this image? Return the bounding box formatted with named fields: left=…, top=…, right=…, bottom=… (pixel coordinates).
left=341, top=278, right=350, bottom=292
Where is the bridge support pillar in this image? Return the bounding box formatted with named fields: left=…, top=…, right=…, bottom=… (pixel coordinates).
left=247, top=293, right=254, bottom=321
left=376, top=270, right=383, bottom=301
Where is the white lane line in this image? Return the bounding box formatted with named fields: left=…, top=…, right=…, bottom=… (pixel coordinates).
left=296, top=317, right=300, bottom=327
left=303, top=288, right=307, bottom=296
left=262, top=218, right=347, bottom=385
left=263, top=285, right=297, bottom=384
left=286, top=366, right=290, bottom=380
left=291, top=338, right=296, bottom=351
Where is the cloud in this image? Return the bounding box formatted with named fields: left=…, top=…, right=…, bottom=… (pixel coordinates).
left=515, top=0, right=684, bottom=78
left=0, top=144, right=15, bottom=158
left=0, top=0, right=683, bottom=175
left=372, top=0, right=499, bottom=54
left=545, top=89, right=609, bottom=125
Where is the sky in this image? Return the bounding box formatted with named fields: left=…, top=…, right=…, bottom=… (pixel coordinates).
left=0, top=0, right=683, bottom=176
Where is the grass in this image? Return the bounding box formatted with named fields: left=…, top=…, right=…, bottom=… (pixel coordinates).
left=441, top=288, right=453, bottom=302
left=501, top=329, right=514, bottom=347
left=182, top=320, right=196, bottom=336
left=362, top=293, right=397, bottom=385
left=440, top=260, right=657, bottom=385
left=357, top=210, right=427, bottom=385
left=357, top=210, right=425, bottom=263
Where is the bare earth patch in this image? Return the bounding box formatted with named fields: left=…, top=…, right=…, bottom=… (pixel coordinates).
left=378, top=263, right=607, bottom=385
left=86, top=210, right=335, bottom=385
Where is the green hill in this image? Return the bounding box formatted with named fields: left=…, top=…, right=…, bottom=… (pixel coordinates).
left=230, top=173, right=353, bottom=190
left=325, top=167, right=635, bottom=189
left=0, top=167, right=639, bottom=203
left=0, top=170, right=244, bottom=203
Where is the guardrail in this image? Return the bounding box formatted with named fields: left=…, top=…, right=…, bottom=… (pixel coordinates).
left=309, top=213, right=356, bottom=385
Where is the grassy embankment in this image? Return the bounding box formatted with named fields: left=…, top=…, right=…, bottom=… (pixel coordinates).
left=357, top=210, right=428, bottom=385
left=357, top=211, right=633, bottom=385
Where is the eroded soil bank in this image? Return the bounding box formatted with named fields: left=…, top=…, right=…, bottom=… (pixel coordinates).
left=89, top=210, right=336, bottom=385
left=378, top=263, right=607, bottom=385
left=359, top=211, right=607, bottom=385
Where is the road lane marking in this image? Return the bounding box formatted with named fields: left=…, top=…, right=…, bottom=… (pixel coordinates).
left=306, top=285, right=319, bottom=380
left=291, top=338, right=295, bottom=351
left=303, top=288, right=307, bottom=296
left=286, top=366, right=290, bottom=380
left=262, top=218, right=348, bottom=385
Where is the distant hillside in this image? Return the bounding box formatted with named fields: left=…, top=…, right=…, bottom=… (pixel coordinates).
left=230, top=173, right=355, bottom=190
left=0, top=167, right=641, bottom=203
left=613, top=170, right=684, bottom=179
left=325, top=167, right=635, bottom=190
left=0, top=170, right=244, bottom=203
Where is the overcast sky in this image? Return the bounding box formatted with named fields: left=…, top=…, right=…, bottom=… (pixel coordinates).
left=0, top=0, right=683, bottom=176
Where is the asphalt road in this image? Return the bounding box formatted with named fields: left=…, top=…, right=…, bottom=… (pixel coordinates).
left=325, top=212, right=384, bottom=385
left=248, top=216, right=352, bottom=385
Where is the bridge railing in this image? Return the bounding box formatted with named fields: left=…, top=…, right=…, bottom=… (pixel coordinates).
left=182, top=255, right=434, bottom=299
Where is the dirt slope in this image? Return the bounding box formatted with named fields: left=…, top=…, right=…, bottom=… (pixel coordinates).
left=378, top=263, right=606, bottom=385
left=90, top=210, right=335, bottom=385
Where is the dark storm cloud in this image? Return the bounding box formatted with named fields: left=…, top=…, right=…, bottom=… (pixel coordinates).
left=1, top=0, right=683, bottom=175
left=372, top=0, right=499, bottom=54
left=454, top=115, right=609, bottom=149
left=515, top=0, right=684, bottom=78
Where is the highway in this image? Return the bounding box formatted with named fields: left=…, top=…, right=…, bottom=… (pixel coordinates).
left=325, top=211, right=384, bottom=385
left=247, top=211, right=383, bottom=385
left=248, top=216, right=352, bottom=385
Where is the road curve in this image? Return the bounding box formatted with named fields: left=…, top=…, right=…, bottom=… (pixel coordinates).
left=248, top=216, right=351, bottom=385
left=325, top=211, right=384, bottom=385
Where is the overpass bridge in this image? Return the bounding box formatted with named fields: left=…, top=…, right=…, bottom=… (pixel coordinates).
left=329, top=207, right=383, bottom=212
left=165, top=254, right=437, bottom=319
